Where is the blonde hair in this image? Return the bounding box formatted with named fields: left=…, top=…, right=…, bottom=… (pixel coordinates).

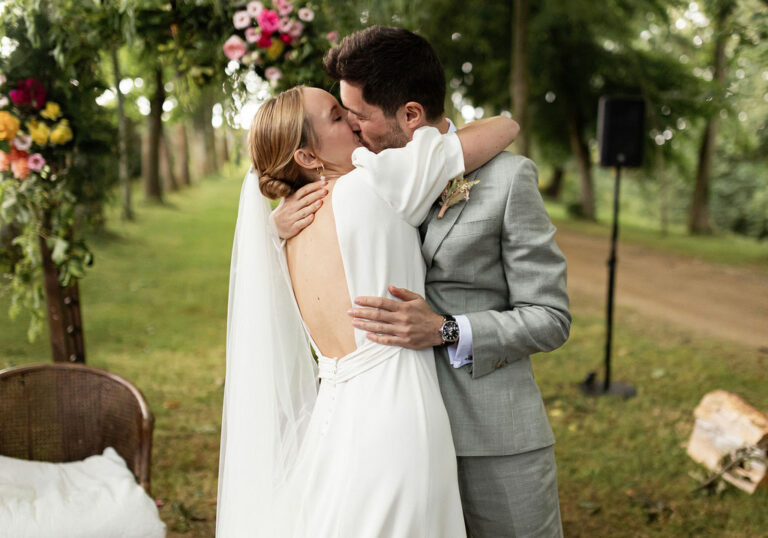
left=248, top=86, right=319, bottom=199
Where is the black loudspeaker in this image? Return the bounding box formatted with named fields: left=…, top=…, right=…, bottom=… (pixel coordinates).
left=598, top=96, right=645, bottom=168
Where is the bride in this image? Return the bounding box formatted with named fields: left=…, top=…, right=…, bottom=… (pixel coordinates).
left=216, top=85, right=518, bottom=537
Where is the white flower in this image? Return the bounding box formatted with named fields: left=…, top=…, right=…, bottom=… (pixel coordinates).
left=0, top=95, right=8, bottom=108
left=233, top=10, right=251, bottom=30
left=13, top=133, right=32, bottom=151
left=298, top=7, right=314, bottom=22
left=246, top=1, right=264, bottom=17
left=264, top=66, right=283, bottom=81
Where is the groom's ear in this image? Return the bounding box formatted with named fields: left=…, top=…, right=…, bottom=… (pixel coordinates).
left=293, top=147, right=319, bottom=171
left=401, top=101, right=426, bottom=130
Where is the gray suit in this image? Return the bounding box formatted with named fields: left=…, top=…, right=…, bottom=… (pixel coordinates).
left=419, top=152, right=570, bottom=537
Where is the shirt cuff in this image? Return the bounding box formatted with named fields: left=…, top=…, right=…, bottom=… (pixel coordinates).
left=446, top=315, right=473, bottom=368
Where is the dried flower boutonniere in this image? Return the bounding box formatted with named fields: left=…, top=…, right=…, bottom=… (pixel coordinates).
left=438, top=175, right=480, bottom=219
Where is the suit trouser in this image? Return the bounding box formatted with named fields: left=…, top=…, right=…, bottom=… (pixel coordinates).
left=457, top=445, right=563, bottom=538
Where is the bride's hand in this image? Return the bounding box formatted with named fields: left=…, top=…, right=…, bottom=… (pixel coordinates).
left=272, top=180, right=328, bottom=240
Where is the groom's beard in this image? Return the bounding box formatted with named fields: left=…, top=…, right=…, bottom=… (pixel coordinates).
left=363, top=117, right=409, bottom=154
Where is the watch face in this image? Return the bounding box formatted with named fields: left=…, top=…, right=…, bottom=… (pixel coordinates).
left=442, top=320, right=459, bottom=343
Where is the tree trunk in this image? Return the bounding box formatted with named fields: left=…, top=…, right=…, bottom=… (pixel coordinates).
left=567, top=110, right=596, bottom=220
left=160, top=127, right=178, bottom=192
left=176, top=122, right=191, bottom=186
left=111, top=46, right=133, bottom=221
left=543, top=166, right=565, bottom=199
left=194, top=88, right=218, bottom=177
left=39, top=224, right=86, bottom=363
left=218, top=128, right=230, bottom=165
left=145, top=65, right=165, bottom=202
left=689, top=1, right=732, bottom=235
left=511, top=0, right=530, bottom=157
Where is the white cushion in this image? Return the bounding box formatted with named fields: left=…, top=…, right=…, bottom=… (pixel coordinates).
left=0, top=447, right=166, bottom=538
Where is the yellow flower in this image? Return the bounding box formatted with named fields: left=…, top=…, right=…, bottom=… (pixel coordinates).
left=40, top=101, right=62, bottom=121
left=26, top=119, right=50, bottom=146
left=266, top=39, right=285, bottom=60
left=0, top=111, right=20, bottom=141
left=49, top=119, right=73, bottom=145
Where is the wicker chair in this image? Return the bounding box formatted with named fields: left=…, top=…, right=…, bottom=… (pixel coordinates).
left=0, top=363, right=155, bottom=494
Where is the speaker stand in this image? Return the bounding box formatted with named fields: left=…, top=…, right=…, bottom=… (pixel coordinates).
left=579, top=164, right=636, bottom=399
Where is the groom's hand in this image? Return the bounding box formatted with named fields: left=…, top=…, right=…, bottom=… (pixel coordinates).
left=272, top=180, right=328, bottom=240
left=348, top=286, right=444, bottom=349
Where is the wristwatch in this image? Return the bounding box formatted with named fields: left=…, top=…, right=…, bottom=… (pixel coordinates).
left=439, top=315, right=460, bottom=345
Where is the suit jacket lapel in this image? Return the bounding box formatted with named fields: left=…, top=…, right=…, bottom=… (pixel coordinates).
left=421, top=168, right=480, bottom=267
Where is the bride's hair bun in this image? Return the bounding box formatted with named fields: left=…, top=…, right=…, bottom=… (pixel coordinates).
left=259, top=173, right=293, bottom=200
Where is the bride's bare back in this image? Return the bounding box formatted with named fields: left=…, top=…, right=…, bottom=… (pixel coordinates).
left=286, top=179, right=356, bottom=358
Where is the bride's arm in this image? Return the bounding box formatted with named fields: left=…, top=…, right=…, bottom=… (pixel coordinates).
left=456, top=116, right=520, bottom=173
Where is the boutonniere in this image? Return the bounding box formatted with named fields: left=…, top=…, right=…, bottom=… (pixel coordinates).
left=438, top=175, right=480, bottom=219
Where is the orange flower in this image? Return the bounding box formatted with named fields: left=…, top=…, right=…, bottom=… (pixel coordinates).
left=0, top=151, right=9, bottom=171
left=11, top=157, right=29, bottom=179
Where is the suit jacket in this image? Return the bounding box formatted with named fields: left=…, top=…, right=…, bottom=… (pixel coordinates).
left=419, top=152, right=571, bottom=457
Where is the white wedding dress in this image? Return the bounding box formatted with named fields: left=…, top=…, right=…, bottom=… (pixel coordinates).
left=217, top=126, right=467, bottom=537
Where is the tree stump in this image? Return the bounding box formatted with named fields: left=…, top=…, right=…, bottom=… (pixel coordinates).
left=687, top=390, right=768, bottom=493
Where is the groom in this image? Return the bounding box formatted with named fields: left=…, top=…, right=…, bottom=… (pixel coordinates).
left=274, top=26, right=571, bottom=537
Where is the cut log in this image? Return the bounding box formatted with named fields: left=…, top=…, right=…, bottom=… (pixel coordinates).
left=687, top=390, right=768, bottom=493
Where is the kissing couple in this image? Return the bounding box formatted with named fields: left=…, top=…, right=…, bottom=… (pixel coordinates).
left=217, top=25, right=571, bottom=538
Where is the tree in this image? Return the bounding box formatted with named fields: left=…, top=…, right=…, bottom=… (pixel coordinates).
left=689, top=0, right=737, bottom=234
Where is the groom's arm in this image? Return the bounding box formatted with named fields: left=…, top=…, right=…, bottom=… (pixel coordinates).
left=463, top=158, right=571, bottom=378
left=349, top=158, right=571, bottom=379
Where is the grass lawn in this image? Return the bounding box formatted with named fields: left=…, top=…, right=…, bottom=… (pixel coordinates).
left=1, top=163, right=766, bottom=536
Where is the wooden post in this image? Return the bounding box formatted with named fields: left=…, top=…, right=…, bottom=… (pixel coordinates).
left=38, top=218, right=86, bottom=363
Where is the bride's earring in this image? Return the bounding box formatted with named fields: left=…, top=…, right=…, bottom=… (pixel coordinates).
left=317, top=164, right=326, bottom=181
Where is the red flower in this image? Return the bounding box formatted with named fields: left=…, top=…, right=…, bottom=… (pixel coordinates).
left=9, top=78, right=46, bottom=109
left=280, top=33, right=292, bottom=44
left=9, top=87, right=29, bottom=106
left=257, top=33, right=273, bottom=49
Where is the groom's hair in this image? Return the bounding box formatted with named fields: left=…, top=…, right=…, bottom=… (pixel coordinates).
left=323, top=26, right=445, bottom=122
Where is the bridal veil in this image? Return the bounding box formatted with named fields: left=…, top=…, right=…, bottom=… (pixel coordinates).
left=216, top=168, right=318, bottom=536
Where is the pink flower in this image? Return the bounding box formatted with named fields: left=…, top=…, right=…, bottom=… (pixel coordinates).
left=27, top=152, right=45, bottom=172
left=0, top=73, right=6, bottom=86
left=287, top=20, right=304, bottom=38
left=280, top=33, right=292, bottom=44
left=245, top=27, right=261, bottom=43
left=256, top=33, right=273, bottom=49
left=12, top=133, right=32, bottom=151
left=297, top=7, right=314, bottom=22
left=0, top=151, right=9, bottom=171
left=233, top=10, right=251, bottom=30
left=264, top=67, right=283, bottom=81
left=275, top=0, right=293, bottom=16
left=326, top=31, right=339, bottom=43
left=278, top=18, right=292, bottom=34
left=256, top=9, right=280, bottom=35
left=246, top=1, right=264, bottom=18
left=223, top=35, right=247, bottom=60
